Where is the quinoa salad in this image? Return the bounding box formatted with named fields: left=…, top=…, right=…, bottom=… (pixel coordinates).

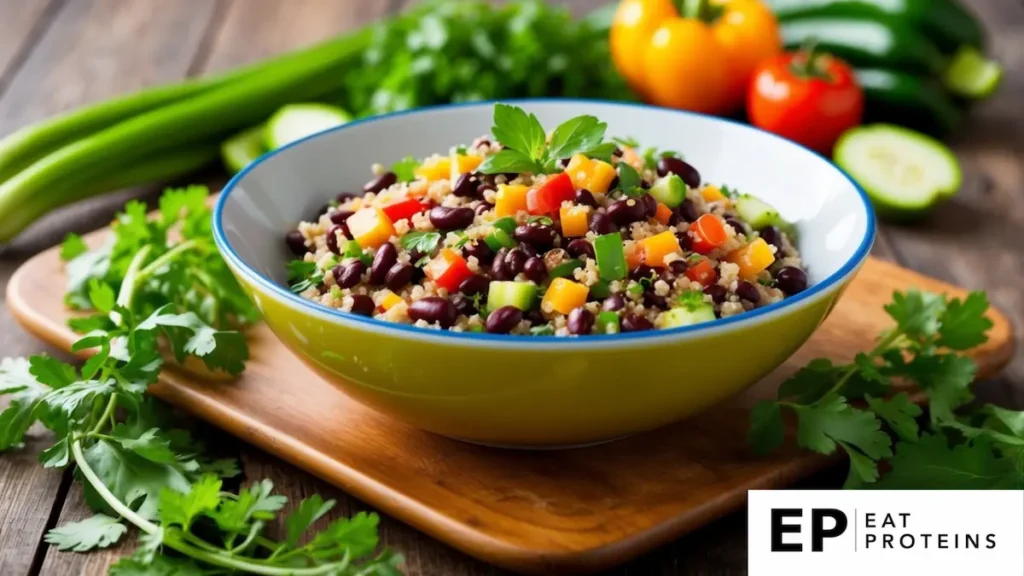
left=283, top=104, right=809, bottom=337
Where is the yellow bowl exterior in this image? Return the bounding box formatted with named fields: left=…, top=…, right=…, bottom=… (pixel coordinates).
left=234, top=265, right=849, bottom=447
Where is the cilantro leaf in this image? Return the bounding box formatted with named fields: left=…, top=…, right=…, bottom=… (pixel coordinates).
left=792, top=395, right=891, bottom=481
left=937, top=291, right=992, bottom=350
left=400, top=231, right=442, bottom=254
left=884, top=289, right=946, bottom=341
left=677, top=290, right=707, bottom=312
left=44, top=514, right=127, bottom=552
left=872, top=434, right=1021, bottom=489
left=900, top=353, right=976, bottom=423
left=547, top=115, right=607, bottom=161
left=476, top=149, right=543, bottom=175
left=391, top=155, right=420, bottom=183
left=28, top=355, right=78, bottom=389
left=615, top=162, right=642, bottom=194
left=60, top=233, right=89, bottom=261
left=309, top=511, right=382, bottom=559
left=88, top=279, right=116, bottom=313
left=68, top=314, right=113, bottom=334
left=612, top=136, right=639, bottom=148
left=111, top=425, right=178, bottom=464
left=582, top=142, right=618, bottom=162
left=777, top=358, right=841, bottom=403
left=133, top=526, right=164, bottom=565
left=284, top=495, right=336, bottom=549
left=865, top=393, right=922, bottom=442
left=748, top=401, right=784, bottom=455
left=109, top=554, right=203, bottom=576
left=209, top=479, right=287, bottom=534
left=81, top=440, right=192, bottom=521
left=286, top=260, right=322, bottom=294
left=137, top=306, right=248, bottom=375
left=41, top=435, right=71, bottom=468
left=529, top=323, right=555, bottom=336
left=159, top=475, right=222, bottom=529
left=43, top=379, right=115, bottom=419
left=491, top=103, right=546, bottom=160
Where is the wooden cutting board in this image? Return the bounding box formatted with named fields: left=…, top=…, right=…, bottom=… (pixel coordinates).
left=7, top=228, right=1015, bottom=575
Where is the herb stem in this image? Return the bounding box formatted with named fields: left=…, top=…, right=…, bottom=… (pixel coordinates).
left=88, top=396, right=119, bottom=436
left=113, top=244, right=153, bottom=321
left=136, top=239, right=200, bottom=281
left=811, top=329, right=904, bottom=406
left=227, top=521, right=263, bottom=554
left=71, top=438, right=159, bottom=534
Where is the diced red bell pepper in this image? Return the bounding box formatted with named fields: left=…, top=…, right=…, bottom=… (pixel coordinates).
left=690, top=214, right=728, bottom=254
left=382, top=198, right=427, bottom=223
left=424, top=249, right=474, bottom=292
left=685, top=259, right=717, bottom=286
left=526, top=172, right=576, bottom=215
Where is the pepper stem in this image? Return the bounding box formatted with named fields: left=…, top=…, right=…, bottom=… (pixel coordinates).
left=680, top=0, right=720, bottom=23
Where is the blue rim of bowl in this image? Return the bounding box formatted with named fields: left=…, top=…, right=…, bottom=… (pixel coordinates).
left=214, top=98, right=876, bottom=346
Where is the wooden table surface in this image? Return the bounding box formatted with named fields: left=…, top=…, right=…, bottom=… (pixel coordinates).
left=0, top=0, right=1021, bottom=574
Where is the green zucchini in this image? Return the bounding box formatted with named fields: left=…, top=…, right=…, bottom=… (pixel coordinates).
left=945, top=46, right=1003, bottom=100
left=855, top=69, right=962, bottom=137
left=834, top=124, right=961, bottom=221
left=766, top=0, right=986, bottom=53
left=780, top=17, right=947, bottom=77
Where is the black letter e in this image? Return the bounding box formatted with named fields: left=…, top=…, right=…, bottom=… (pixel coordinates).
left=771, top=508, right=803, bottom=552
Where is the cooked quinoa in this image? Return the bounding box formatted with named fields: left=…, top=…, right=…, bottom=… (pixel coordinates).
left=283, top=116, right=808, bottom=337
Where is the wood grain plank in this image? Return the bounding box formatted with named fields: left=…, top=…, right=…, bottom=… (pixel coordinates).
left=0, top=0, right=62, bottom=95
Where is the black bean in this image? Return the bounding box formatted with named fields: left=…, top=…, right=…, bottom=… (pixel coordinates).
left=657, top=157, right=701, bottom=189
left=462, top=240, right=493, bottom=264
left=607, top=198, right=647, bottom=226
left=329, top=210, right=354, bottom=226
left=640, top=193, right=658, bottom=218
left=514, top=223, right=557, bottom=249
left=477, top=183, right=497, bottom=201
left=631, top=265, right=656, bottom=282
left=575, top=189, right=598, bottom=208
left=285, top=230, right=307, bottom=256
left=336, top=191, right=359, bottom=203
left=736, top=280, right=761, bottom=303
left=676, top=198, right=699, bottom=223
left=429, top=206, right=475, bottom=231
left=558, top=157, right=571, bottom=168
left=349, top=294, right=375, bottom=317
left=567, top=308, right=595, bottom=335
left=504, top=248, right=527, bottom=277
left=490, top=248, right=510, bottom=280
left=369, top=243, right=398, bottom=285
left=602, top=294, right=626, bottom=311
left=452, top=173, right=478, bottom=198
left=703, top=284, right=727, bottom=304
left=458, top=274, right=489, bottom=296
left=473, top=201, right=491, bottom=215
left=565, top=238, right=595, bottom=260
left=621, top=313, right=653, bottom=332
left=335, top=261, right=366, bottom=289
left=486, top=306, right=522, bottom=334
left=607, top=176, right=620, bottom=192
left=523, top=257, right=547, bottom=283
left=725, top=217, right=747, bottom=234
left=675, top=231, right=693, bottom=251
left=325, top=225, right=344, bottom=254
left=526, top=309, right=547, bottom=326
left=776, top=266, right=808, bottom=295
left=758, top=226, right=783, bottom=251
left=363, top=171, right=397, bottom=194
left=408, top=297, right=458, bottom=328
left=517, top=242, right=538, bottom=258
left=643, top=291, right=667, bottom=309
left=659, top=268, right=675, bottom=283
left=668, top=260, right=688, bottom=275
left=451, top=293, right=477, bottom=316
left=385, top=263, right=415, bottom=291
left=589, top=212, right=617, bottom=235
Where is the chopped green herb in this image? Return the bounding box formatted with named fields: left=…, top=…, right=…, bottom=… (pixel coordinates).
left=451, top=231, right=471, bottom=250
left=478, top=104, right=608, bottom=175
left=615, top=162, right=643, bottom=196
left=527, top=215, right=554, bottom=226
left=392, top=155, right=420, bottom=183
left=414, top=255, right=432, bottom=267
left=455, top=145, right=468, bottom=155
left=330, top=286, right=343, bottom=300
left=400, top=231, right=441, bottom=254
left=626, top=283, right=644, bottom=297
left=686, top=253, right=703, bottom=264
left=286, top=260, right=323, bottom=294
left=642, top=147, right=682, bottom=172
left=677, top=290, right=706, bottom=311
left=612, top=136, right=640, bottom=148
left=529, top=323, right=556, bottom=336
left=720, top=185, right=738, bottom=199
left=597, top=311, right=620, bottom=334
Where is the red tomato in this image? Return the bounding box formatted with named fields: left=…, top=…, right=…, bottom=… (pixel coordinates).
left=747, top=48, right=864, bottom=154
left=424, top=249, right=473, bottom=292
left=526, top=172, right=576, bottom=215
left=381, top=198, right=426, bottom=223
left=690, top=214, right=727, bottom=255
left=685, top=259, right=717, bottom=286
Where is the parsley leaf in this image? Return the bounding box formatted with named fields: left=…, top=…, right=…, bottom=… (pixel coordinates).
left=136, top=306, right=249, bottom=375
left=865, top=393, right=921, bottom=442
left=159, top=475, right=222, bottom=529
left=884, top=289, right=946, bottom=341
left=529, top=323, right=555, bottom=336
left=615, top=162, right=642, bottom=195
left=60, top=233, right=89, bottom=261
left=44, top=514, right=127, bottom=552
left=547, top=115, right=607, bottom=161
left=477, top=149, right=543, bottom=175
left=526, top=215, right=553, bottom=226
left=582, top=142, right=618, bottom=162
left=491, top=103, right=547, bottom=160
left=748, top=401, right=784, bottom=455
left=937, top=291, right=992, bottom=350
left=872, top=434, right=1021, bottom=490
left=400, top=231, right=441, bottom=254
left=676, top=290, right=706, bottom=312
left=612, top=136, right=640, bottom=148
left=900, top=352, right=976, bottom=423
left=286, top=260, right=322, bottom=294
left=285, top=494, right=336, bottom=548
left=391, top=155, right=420, bottom=182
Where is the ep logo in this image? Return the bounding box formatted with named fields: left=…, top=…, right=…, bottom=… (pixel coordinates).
left=770, top=508, right=848, bottom=552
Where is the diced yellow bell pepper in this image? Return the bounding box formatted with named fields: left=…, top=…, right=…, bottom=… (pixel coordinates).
left=449, top=153, right=483, bottom=181
left=726, top=238, right=775, bottom=279
left=559, top=205, right=589, bottom=237
left=494, top=184, right=530, bottom=217
left=637, top=231, right=681, bottom=268
left=564, top=154, right=617, bottom=194
left=347, top=208, right=396, bottom=249
left=542, top=278, right=589, bottom=315
left=375, top=290, right=403, bottom=311
left=414, top=156, right=452, bottom=181
left=701, top=185, right=727, bottom=203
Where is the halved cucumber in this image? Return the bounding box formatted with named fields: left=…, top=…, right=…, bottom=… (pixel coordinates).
left=834, top=124, right=962, bottom=221
left=656, top=303, right=716, bottom=329
left=734, top=195, right=781, bottom=230
left=264, top=103, right=352, bottom=150
left=649, top=174, right=686, bottom=208
left=487, top=281, right=537, bottom=312
left=945, top=46, right=1003, bottom=100
left=220, top=125, right=267, bottom=174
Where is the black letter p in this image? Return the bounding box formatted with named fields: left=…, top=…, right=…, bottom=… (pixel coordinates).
left=811, top=509, right=848, bottom=552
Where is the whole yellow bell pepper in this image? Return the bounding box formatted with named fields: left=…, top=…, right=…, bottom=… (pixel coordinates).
left=610, top=0, right=781, bottom=114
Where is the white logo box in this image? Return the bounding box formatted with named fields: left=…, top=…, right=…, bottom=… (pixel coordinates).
left=749, top=490, right=1024, bottom=576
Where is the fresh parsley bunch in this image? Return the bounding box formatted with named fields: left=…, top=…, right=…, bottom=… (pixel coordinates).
left=751, top=289, right=1024, bottom=489
left=2, top=188, right=400, bottom=574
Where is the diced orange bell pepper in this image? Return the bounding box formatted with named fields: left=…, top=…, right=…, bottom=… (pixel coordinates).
left=690, top=214, right=728, bottom=254
left=701, top=185, right=728, bottom=203
left=415, top=157, right=451, bottom=181
left=654, top=202, right=673, bottom=225
left=685, top=259, right=717, bottom=286
left=726, top=238, right=776, bottom=279
left=542, top=278, right=590, bottom=315
left=564, top=154, right=617, bottom=194
left=347, top=208, right=396, bottom=249
left=624, top=242, right=644, bottom=270
left=449, top=153, right=483, bottom=180
left=637, top=231, right=681, bottom=268
left=376, top=290, right=403, bottom=312
left=559, top=205, right=589, bottom=237
left=494, top=184, right=530, bottom=217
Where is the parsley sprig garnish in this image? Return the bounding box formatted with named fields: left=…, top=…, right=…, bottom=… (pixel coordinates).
left=477, top=104, right=611, bottom=174
left=2, top=188, right=400, bottom=574
left=750, top=290, right=1024, bottom=489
